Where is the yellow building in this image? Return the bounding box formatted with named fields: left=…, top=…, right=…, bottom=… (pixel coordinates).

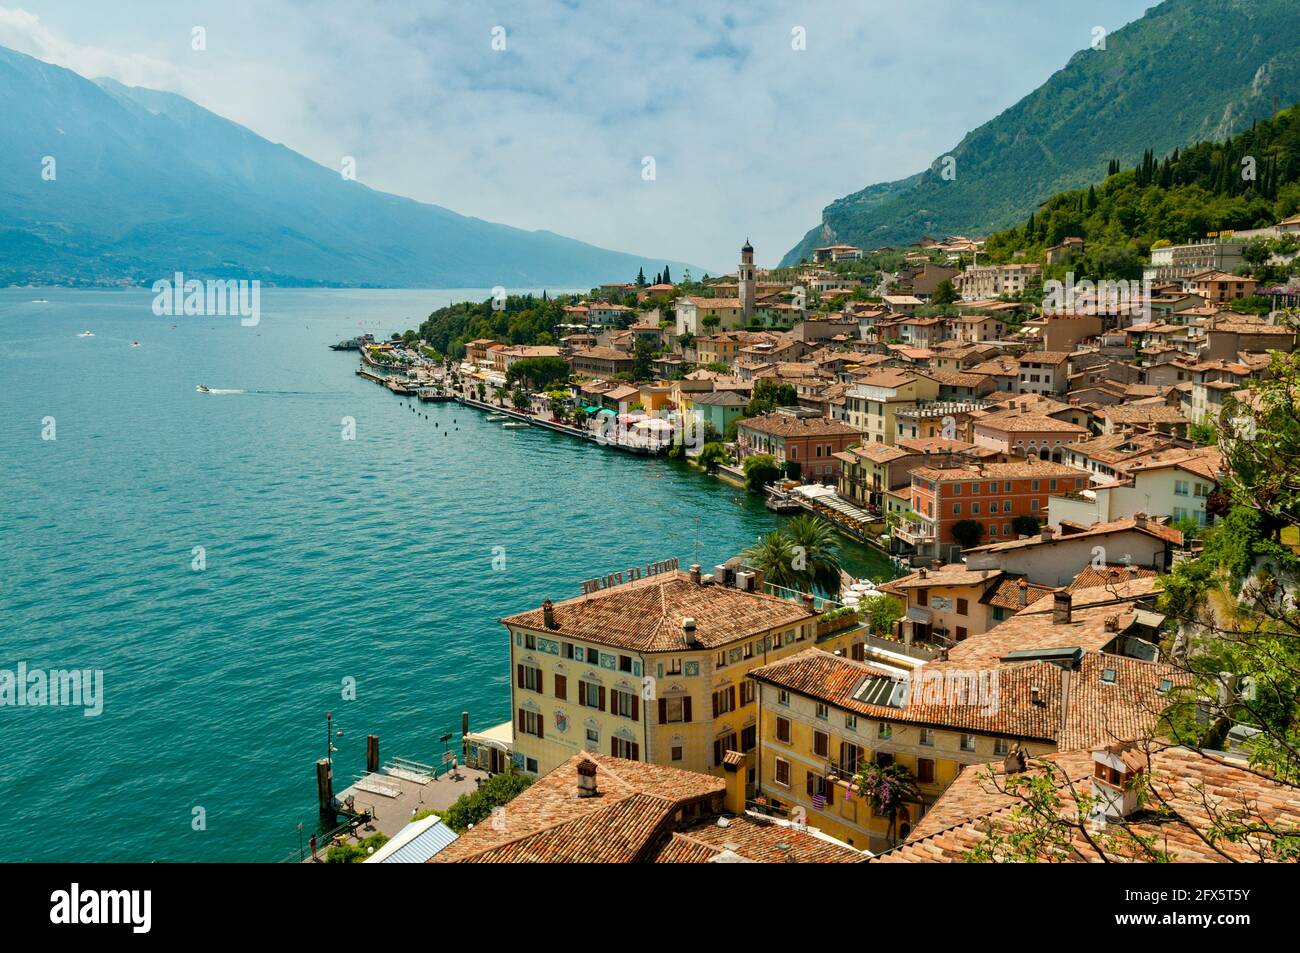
left=877, top=564, right=1053, bottom=646
left=748, top=644, right=1177, bottom=853
left=499, top=563, right=864, bottom=785
left=843, top=371, right=939, bottom=445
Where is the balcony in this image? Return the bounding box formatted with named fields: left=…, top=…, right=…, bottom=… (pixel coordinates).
left=891, top=521, right=935, bottom=545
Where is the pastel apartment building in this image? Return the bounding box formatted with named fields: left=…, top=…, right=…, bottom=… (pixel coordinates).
left=735, top=408, right=863, bottom=481
left=500, top=565, right=864, bottom=784
left=843, top=370, right=940, bottom=446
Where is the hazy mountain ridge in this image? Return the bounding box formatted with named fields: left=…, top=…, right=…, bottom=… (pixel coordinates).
left=781, top=0, right=1300, bottom=265
left=0, top=46, right=701, bottom=288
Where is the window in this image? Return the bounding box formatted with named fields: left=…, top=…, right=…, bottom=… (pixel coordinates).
left=525, top=757, right=539, bottom=774
left=517, top=664, right=542, bottom=694
left=778, top=689, right=790, bottom=706
left=716, top=651, right=727, bottom=669
left=585, top=727, right=599, bottom=749
left=611, top=689, right=639, bottom=720
left=956, top=598, right=968, bottom=616
left=517, top=708, right=543, bottom=738
left=666, top=657, right=682, bottom=675
left=960, top=733, right=977, bottom=752
left=874, top=751, right=894, bottom=767
left=920, top=728, right=935, bottom=747
left=578, top=680, right=604, bottom=710
left=776, top=716, right=792, bottom=743
left=775, top=758, right=791, bottom=786
left=813, top=730, right=829, bottom=757
left=610, top=736, right=640, bottom=760
left=878, top=722, right=893, bottom=740
left=815, top=702, right=829, bottom=721
left=993, top=606, right=1006, bottom=622
left=972, top=502, right=980, bottom=514
left=741, top=725, right=756, bottom=751
left=916, top=758, right=935, bottom=784
left=953, top=503, right=961, bottom=515
left=994, top=738, right=1009, bottom=756
left=713, top=733, right=737, bottom=767
left=740, top=680, right=756, bottom=706
left=845, top=714, right=858, bottom=731
left=916, top=589, right=928, bottom=607
left=1174, top=479, right=1189, bottom=496
left=671, top=745, right=683, bottom=762
left=743, top=641, right=754, bottom=659
left=562, top=642, right=574, bottom=659
left=712, top=685, right=737, bottom=717
left=554, top=674, right=567, bottom=700
left=524, top=632, right=537, bottom=650
left=659, top=695, right=690, bottom=724
left=955, top=625, right=968, bottom=641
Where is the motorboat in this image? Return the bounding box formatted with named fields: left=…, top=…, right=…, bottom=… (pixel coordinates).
left=196, top=384, right=211, bottom=394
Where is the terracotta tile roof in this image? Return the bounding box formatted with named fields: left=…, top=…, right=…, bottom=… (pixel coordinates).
left=1066, top=564, right=1159, bottom=593
left=963, top=516, right=1182, bottom=553
left=573, top=346, right=633, bottom=362
left=1098, top=404, right=1189, bottom=425
left=909, top=460, right=1085, bottom=482
left=501, top=570, right=814, bottom=651
left=843, top=443, right=911, bottom=464
left=975, top=411, right=1090, bottom=434
left=654, top=815, right=863, bottom=863
left=434, top=753, right=724, bottom=863
left=749, top=647, right=1178, bottom=749
left=887, top=565, right=1003, bottom=590
left=873, top=745, right=1300, bottom=863
left=980, top=576, right=1056, bottom=610
left=737, top=412, right=862, bottom=439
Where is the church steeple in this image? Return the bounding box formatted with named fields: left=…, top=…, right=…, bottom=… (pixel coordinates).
left=739, top=239, right=755, bottom=320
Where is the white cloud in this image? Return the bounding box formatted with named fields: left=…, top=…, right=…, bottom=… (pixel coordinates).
left=3, top=1, right=1156, bottom=271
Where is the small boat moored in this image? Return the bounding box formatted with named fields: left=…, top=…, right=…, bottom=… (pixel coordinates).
left=196, top=384, right=211, bottom=393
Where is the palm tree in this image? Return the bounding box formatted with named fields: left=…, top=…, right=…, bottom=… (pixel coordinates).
left=782, top=515, right=844, bottom=595
left=742, top=532, right=802, bottom=591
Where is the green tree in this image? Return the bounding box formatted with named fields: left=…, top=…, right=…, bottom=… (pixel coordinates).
left=506, top=356, right=571, bottom=391
left=951, top=519, right=984, bottom=550
left=782, top=515, right=845, bottom=594
left=742, top=454, right=783, bottom=494
left=854, top=761, right=922, bottom=847
left=863, top=593, right=904, bottom=637
left=324, top=832, right=389, bottom=863
left=510, top=388, right=530, bottom=410
left=742, top=530, right=801, bottom=590
left=440, top=771, right=534, bottom=833
left=931, top=279, right=958, bottom=306
left=1011, top=514, right=1041, bottom=537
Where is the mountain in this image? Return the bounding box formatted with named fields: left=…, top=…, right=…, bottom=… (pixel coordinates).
left=781, top=0, right=1300, bottom=266
left=0, top=46, right=701, bottom=288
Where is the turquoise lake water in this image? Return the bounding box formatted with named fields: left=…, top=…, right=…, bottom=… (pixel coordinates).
left=0, top=288, right=891, bottom=861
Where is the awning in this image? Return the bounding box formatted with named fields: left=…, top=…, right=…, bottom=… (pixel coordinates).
left=906, top=607, right=931, bottom=623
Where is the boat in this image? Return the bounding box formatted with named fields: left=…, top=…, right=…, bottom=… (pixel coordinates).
left=485, top=414, right=508, bottom=421
left=502, top=421, right=531, bottom=429
left=131, top=341, right=141, bottom=348
left=196, top=385, right=211, bottom=394
left=31, top=298, right=48, bottom=304
left=77, top=330, right=94, bottom=337
left=330, top=332, right=374, bottom=351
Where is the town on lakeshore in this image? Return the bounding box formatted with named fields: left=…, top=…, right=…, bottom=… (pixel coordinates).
left=315, top=221, right=1300, bottom=865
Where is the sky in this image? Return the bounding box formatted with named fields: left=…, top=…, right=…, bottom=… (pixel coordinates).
left=1, top=0, right=1159, bottom=273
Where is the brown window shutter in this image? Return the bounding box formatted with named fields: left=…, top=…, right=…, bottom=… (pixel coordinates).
left=537, top=715, right=543, bottom=740
left=611, top=737, right=618, bottom=757
left=683, top=696, right=692, bottom=722
left=631, top=694, right=639, bottom=722
left=631, top=743, right=640, bottom=761
left=517, top=709, right=524, bottom=731
left=728, top=685, right=736, bottom=710
left=826, top=779, right=834, bottom=805
left=516, top=664, right=524, bottom=689
left=598, top=686, right=606, bottom=711
left=806, top=772, right=814, bottom=796
left=840, top=741, right=847, bottom=765
left=714, top=740, right=721, bottom=766
left=658, top=698, right=667, bottom=724
left=712, top=692, right=719, bottom=718
left=555, top=674, right=566, bottom=700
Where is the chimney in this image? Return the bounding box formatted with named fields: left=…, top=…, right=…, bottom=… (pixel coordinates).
left=1017, top=578, right=1028, bottom=607
left=689, top=563, right=702, bottom=585
left=1053, top=591, right=1073, bottom=625
left=722, top=750, right=748, bottom=815
left=1104, top=614, right=1120, bottom=633
left=918, top=567, right=928, bottom=579
left=931, top=559, right=942, bottom=570
left=1133, top=512, right=1148, bottom=529
left=801, top=592, right=816, bottom=614
left=542, top=599, right=558, bottom=630
left=576, top=759, right=599, bottom=797
left=682, top=616, right=697, bottom=634
left=1089, top=744, right=1149, bottom=820
left=1003, top=747, right=1028, bottom=774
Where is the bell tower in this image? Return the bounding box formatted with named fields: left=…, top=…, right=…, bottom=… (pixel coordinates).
left=739, top=238, right=755, bottom=321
